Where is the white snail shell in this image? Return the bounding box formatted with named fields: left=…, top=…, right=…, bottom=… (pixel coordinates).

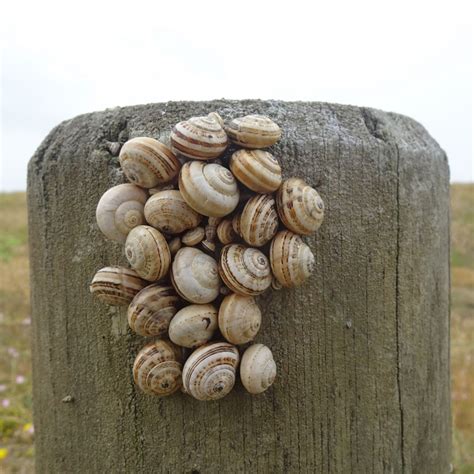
left=133, top=340, right=183, bottom=396
left=229, top=149, right=282, bottom=193
left=276, top=178, right=324, bottom=235
left=181, top=226, right=205, bottom=246
left=182, top=342, right=240, bottom=401
left=125, top=225, right=171, bottom=281
left=127, top=284, right=179, bottom=337
left=218, top=294, right=261, bottom=345
left=270, top=230, right=315, bottom=287
left=240, top=194, right=279, bottom=247
left=169, top=304, right=218, bottom=348
left=96, top=184, right=147, bottom=243
left=225, top=115, right=281, bottom=149
left=219, top=244, right=272, bottom=296
left=216, top=219, right=239, bottom=245
left=240, top=344, right=276, bottom=394
left=119, top=137, right=180, bottom=188
left=90, top=266, right=146, bottom=306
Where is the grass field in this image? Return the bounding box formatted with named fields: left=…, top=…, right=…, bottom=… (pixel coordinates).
left=0, top=186, right=473, bottom=472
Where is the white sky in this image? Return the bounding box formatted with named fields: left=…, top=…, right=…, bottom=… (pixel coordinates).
left=0, top=0, right=473, bottom=191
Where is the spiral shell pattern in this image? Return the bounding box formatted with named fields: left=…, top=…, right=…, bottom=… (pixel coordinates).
left=182, top=226, right=205, bottom=246
left=225, top=114, right=281, bottom=149
left=240, top=344, right=276, bottom=394
left=240, top=194, right=279, bottom=247
left=217, top=219, right=239, bottom=245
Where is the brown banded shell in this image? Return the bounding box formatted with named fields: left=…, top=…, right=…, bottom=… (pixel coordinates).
left=168, top=236, right=182, bottom=256
left=170, top=112, right=228, bottom=160
left=218, top=294, right=261, bottom=345
left=270, top=230, right=315, bottom=287
left=144, top=190, right=202, bottom=235
left=205, top=217, right=222, bottom=242
left=125, top=225, right=171, bottom=281
left=182, top=227, right=205, bottom=246
left=169, top=304, right=218, bottom=348
left=277, top=178, right=324, bottom=235
left=232, top=213, right=242, bottom=237
left=240, top=194, right=279, bottom=247
left=229, top=149, right=282, bottom=193
left=133, top=340, right=183, bottom=396
left=179, top=161, right=240, bottom=217
left=119, top=137, right=180, bottom=188
left=127, top=284, right=179, bottom=337
left=219, top=244, right=272, bottom=296
left=90, top=266, right=146, bottom=306
left=225, top=114, right=281, bottom=149
left=200, top=239, right=216, bottom=255
left=217, top=219, right=239, bottom=245
left=240, top=344, right=276, bottom=394
left=182, top=342, right=240, bottom=401
left=171, top=247, right=220, bottom=303
left=96, top=184, right=147, bottom=243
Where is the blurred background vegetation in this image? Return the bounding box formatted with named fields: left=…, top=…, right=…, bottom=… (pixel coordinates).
left=0, top=185, right=472, bottom=473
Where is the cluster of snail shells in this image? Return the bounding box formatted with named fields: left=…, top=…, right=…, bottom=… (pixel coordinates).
left=90, top=111, right=325, bottom=401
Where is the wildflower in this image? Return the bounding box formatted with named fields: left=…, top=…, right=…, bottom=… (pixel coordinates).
left=23, top=423, right=34, bottom=434
left=22, top=317, right=32, bottom=326
left=7, top=347, right=19, bottom=358
left=1, top=399, right=10, bottom=408
left=0, top=448, right=8, bottom=460
left=16, top=375, right=26, bottom=385
left=0, top=384, right=6, bottom=393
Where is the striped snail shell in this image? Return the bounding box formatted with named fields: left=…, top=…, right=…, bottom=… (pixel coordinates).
left=125, top=225, right=171, bottom=281
left=232, top=213, right=242, bottom=238
left=133, top=340, right=183, bottom=397
left=225, top=114, right=281, bottom=149
left=144, top=190, right=202, bottom=235
left=182, top=226, right=205, bottom=246
left=168, top=236, right=182, bottom=256
left=96, top=184, right=147, bottom=243
left=276, top=178, right=324, bottom=235
left=169, top=304, right=218, bottom=349
left=229, top=149, right=282, bottom=193
left=200, top=239, right=216, bottom=256
left=216, top=219, right=239, bottom=245
left=269, top=230, right=315, bottom=287
left=205, top=217, right=222, bottom=242
left=119, top=137, right=180, bottom=188
left=179, top=161, right=240, bottom=218
left=240, top=194, right=279, bottom=247
left=218, top=294, right=261, bottom=345
left=171, top=247, right=220, bottom=304
left=218, top=244, right=272, bottom=296
left=182, top=342, right=240, bottom=401
left=170, top=112, right=228, bottom=160
left=90, top=266, right=146, bottom=306
left=127, top=284, right=179, bottom=337
left=240, top=344, right=276, bottom=394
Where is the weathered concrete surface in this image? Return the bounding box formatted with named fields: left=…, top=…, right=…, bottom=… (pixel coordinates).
left=27, top=100, right=451, bottom=473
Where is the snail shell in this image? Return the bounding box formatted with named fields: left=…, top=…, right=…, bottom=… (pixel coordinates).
left=182, top=226, right=205, bottom=246
left=276, top=178, right=324, bottom=235
left=240, top=194, right=279, bottom=247
left=96, top=184, right=147, bottom=243
left=127, top=284, right=179, bottom=337
left=168, top=236, right=182, bottom=256
left=217, top=219, right=239, bottom=245
left=200, top=239, right=216, bottom=255
left=144, top=190, right=202, bottom=235
left=219, top=244, right=272, bottom=296
left=218, top=294, right=261, bottom=345
left=90, top=266, right=146, bottom=306
left=171, top=247, right=220, bottom=303
left=169, top=304, right=218, bottom=348
left=240, top=344, right=276, bottom=394
left=119, top=137, right=180, bottom=188
left=170, top=112, right=228, bottom=160
left=225, top=115, right=281, bottom=149
left=229, top=149, right=282, bottom=193
left=232, top=213, right=242, bottom=237
left=205, top=216, right=222, bottom=242
left=270, top=230, right=315, bottom=287
left=125, top=225, right=171, bottom=281
left=182, top=342, right=240, bottom=401
left=133, top=340, right=183, bottom=396
left=179, top=161, right=240, bottom=217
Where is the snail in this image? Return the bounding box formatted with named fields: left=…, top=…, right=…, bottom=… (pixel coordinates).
left=169, top=304, right=218, bottom=348
left=168, top=236, right=182, bottom=256
left=90, top=266, right=146, bottom=306
left=178, top=161, right=240, bottom=217
left=171, top=247, right=220, bottom=303
left=239, top=194, right=279, bottom=247
left=218, top=294, right=261, bottom=345
left=216, top=218, right=239, bottom=245
left=232, top=213, right=242, bottom=238
left=200, top=239, right=216, bottom=256
left=205, top=217, right=222, bottom=242
left=133, top=340, right=183, bottom=396
left=181, top=226, right=205, bottom=246
left=170, top=112, right=228, bottom=160
left=96, top=184, right=147, bottom=243
left=225, top=114, right=281, bottom=149
left=240, top=344, right=276, bottom=394
left=125, top=225, right=171, bottom=281
left=276, top=178, right=324, bottom=235
left=269, top=230, right=315, bottom=287
left=219, top=244, right=272, bottom=296
left=119, top=137, right=181, bottom=188
left=144, top=190, right=202, bottom=235
left=229, top=149, right=282, bottom=193
left=182, top=342, right=240, bottom=401
left=127, top=284, right=180, bottom=337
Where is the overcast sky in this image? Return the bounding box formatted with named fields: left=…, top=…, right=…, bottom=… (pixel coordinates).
left=1, top=0, right=472, bottom=191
